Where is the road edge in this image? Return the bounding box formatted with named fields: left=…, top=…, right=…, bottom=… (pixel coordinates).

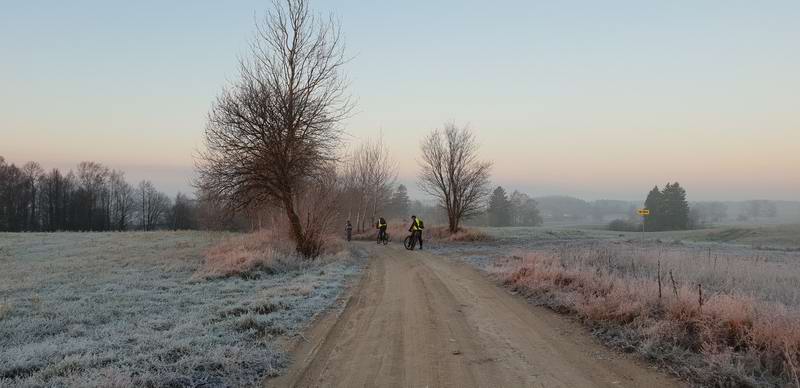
left=263, top=257, right=371, bottom=387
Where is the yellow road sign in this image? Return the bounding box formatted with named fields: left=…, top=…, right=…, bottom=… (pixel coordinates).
left=637, top=208, right=650, bottom=216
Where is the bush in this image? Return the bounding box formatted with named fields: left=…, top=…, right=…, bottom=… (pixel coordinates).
left=608, top=219, right=640, bottom=232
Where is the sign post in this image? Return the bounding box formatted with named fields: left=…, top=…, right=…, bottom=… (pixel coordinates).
left=637, top=208, right=650, bottom=246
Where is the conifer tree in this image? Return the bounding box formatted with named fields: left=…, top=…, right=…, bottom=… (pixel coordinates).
left=643, top=185, right=662, bottom=231
left=488, top=186, right=512, bottom=226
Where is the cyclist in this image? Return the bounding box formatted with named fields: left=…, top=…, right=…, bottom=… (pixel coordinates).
left=376, top=216, right=388, bottom=244
left=408, top=215, right=424, bottom=250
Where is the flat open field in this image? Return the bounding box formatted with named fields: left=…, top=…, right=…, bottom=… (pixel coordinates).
left=0, top=232, right=361, bottom=387
left=430, top=224, right=800, bottom=386
left=440, top=224, right=800, bottom=306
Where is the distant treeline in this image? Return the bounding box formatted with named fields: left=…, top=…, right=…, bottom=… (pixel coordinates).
left=485, top=186, right=543, bottom=227
left=0, top=156, right=198, bottom=232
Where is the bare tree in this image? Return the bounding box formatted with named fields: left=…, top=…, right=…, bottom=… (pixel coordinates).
left=196, top=0, right=351, bottom=258
left=342, top=136, right=397, bottom=232
left=137, top=180, right=171, bottom=231
left=418, top=123, right=492, bottom=233
left=76, top=161, right=109, bottom=231
left=21, top=162, right=44, bottom=231
left=169, top=193, right=197, bottom=230
left=109, top=170, right=134, bottom=230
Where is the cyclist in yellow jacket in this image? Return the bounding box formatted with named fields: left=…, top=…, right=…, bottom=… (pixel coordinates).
left=408, top=215, right=424, bottom=250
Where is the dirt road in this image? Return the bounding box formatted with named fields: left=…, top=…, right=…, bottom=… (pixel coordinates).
left=269, top=244, right=680, bottom=388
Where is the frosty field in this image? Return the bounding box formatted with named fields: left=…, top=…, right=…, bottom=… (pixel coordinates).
left=431, top=225, right=800, bottom=386
left=0, top=232, right=362, bottom=387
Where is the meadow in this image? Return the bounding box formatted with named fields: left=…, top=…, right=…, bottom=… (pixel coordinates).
left=0, top=232, right=362, bottom=387
left=433, top=224, right=800, bottom=386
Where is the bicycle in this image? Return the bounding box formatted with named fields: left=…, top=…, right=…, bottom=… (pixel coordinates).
left=403, top=233, right=416, bottom=250
left=377, top=230, right=389, bottom=245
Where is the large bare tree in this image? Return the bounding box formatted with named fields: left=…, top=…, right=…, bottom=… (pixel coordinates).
left=418, top=123, right=492, bottom=233
left=196, top=0, right=351, bottom=258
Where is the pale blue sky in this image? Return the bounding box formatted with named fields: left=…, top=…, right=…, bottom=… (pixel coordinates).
left=1, top=1, right=798, bottom=200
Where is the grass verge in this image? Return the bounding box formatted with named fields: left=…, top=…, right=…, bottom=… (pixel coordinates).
left=491, top=250, right=800, bottom=387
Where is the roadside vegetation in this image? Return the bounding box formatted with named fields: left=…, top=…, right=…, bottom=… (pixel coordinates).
left=438, top=226, right=800, bottom=387
left=0, top=232, right=362, bottom=387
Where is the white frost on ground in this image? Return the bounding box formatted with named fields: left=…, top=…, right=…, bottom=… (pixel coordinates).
left=0, top=232, right=362, bottom=388
left=431, top=226, right=800, bottom=307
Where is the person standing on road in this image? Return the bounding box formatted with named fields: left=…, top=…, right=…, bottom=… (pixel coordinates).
left=408, top=215, right=424, bottom=250
left=346, top=220, right=353, bottom=242
left=377, top=217, right=388, bottom=244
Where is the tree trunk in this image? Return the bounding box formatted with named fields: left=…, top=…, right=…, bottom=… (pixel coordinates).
left=448, top=210, right=458, bottom=233
left=283, top=198, right=313, bottom=258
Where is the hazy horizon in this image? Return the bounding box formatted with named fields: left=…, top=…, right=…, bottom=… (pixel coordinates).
left=2, top=1, right=798, bottom=201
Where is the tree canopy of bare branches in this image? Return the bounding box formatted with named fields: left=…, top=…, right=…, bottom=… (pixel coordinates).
left=137, top=180, right=171, bottom=231
left=196, top=0, right=351, bottom=258
left=1, top=157, right=175, bottom=232
left=341, top=135, right=397, bottom=231
left=418, top=123, right=492, bottom=233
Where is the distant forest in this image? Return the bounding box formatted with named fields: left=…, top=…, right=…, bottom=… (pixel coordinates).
left=0, top=156, right=197, bottom=232
left=2, top=156, right=796, bottom=233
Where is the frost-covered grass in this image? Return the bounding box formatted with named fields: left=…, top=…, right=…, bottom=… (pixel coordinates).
left=479, top=224, right=800, bottom=251
left=435, top=227, right=800, bottom=307
left=0, top=232, right=362, bottom=387
left=431, top=226, right=800, bottom=386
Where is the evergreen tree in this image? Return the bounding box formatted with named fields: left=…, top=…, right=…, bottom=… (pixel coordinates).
left=388, top=184, right=410, bottom=218
left=643, top=183, right=691, bottom=231
left=643, top=185, right=662, bottom=231
left=488, top=186, right=512, bottom=226
left=662, top=182, right=690, bottom=230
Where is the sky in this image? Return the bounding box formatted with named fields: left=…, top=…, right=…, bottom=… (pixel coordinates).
left=1, top=0, right=798, bottom=201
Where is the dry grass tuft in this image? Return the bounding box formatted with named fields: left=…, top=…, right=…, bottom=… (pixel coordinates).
left=194, top=230, right=346, bottom=280
left=492, top=250, right=800, bottom=386
left=427, top=226, right=492, bottom=242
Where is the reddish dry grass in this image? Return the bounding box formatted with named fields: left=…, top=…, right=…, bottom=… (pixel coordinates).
left=194, top=230, right=346, bottom=280
left=492, top=251, right=800, bottom=386
left=426, top=226, right=492, bottom=242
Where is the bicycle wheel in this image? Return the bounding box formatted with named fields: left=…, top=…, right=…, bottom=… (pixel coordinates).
left=404, top=235, right=414, bottom=250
